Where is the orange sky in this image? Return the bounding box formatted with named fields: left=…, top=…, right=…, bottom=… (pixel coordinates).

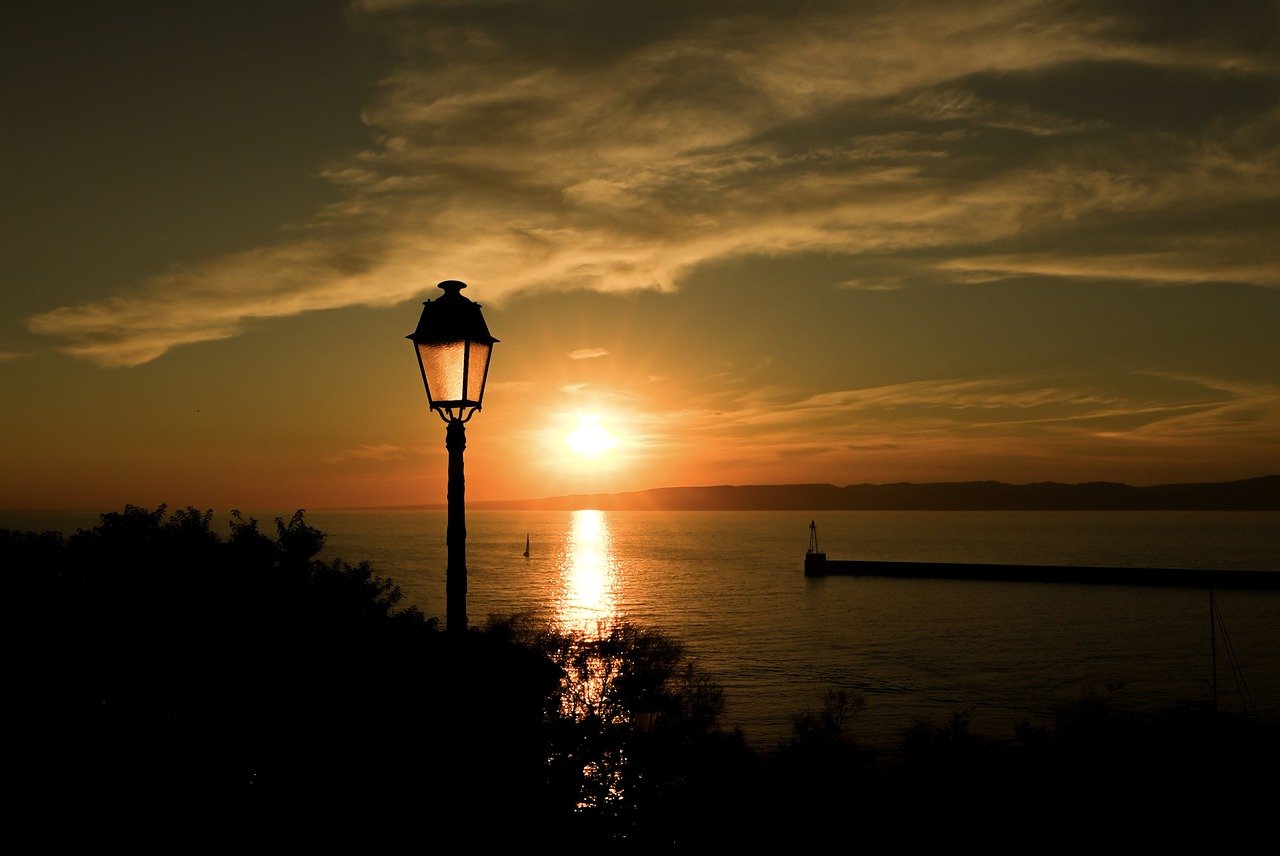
left=2, top=1, right=1279, bottom=511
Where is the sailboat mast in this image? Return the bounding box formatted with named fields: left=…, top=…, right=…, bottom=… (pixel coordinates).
left=1210, top=585, right=1217, bottom=712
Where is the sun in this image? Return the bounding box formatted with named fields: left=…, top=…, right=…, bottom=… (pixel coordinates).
left=566, top=414, right=617, bottom=459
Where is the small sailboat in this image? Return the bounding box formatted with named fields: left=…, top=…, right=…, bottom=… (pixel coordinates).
left=523, top=533, right=530, bottom=558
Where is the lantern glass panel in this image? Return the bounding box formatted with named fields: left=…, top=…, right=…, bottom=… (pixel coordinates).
left=466, top=341, right=492, bottom=404
left=418, top=340, right=466, bottom=404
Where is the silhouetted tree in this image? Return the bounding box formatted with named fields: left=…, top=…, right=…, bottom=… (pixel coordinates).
left=488, top=613, right=759, bottom=847
left=5, top=505, right=559, bottom=830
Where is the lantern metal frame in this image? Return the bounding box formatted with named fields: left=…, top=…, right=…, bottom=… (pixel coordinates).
left=406, top=279, right=498, bottom=425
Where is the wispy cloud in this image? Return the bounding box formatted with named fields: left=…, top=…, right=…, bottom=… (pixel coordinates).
left=326, top=443, right=404, bottom=463
left=940, top=251, right=1280, bottom=287
left=25, top=0, right=1280, bottom=366
left=609, top=363, right=1269, bottom=486
left=0, top=351, right=32, bottom=362
left=568, top=347, right=609, bottom=360
left=642, top=370, right=1279, bottom=475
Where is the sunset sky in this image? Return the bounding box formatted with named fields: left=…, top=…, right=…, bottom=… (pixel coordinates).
left=3, top=0, right=1278, bottom=511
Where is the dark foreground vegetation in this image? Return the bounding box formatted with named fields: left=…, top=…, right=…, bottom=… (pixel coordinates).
left=7, top=506, right=1278, bottom=845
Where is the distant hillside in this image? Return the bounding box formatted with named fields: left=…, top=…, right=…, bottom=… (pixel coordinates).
left=476, top=475, right=1280, bottom=511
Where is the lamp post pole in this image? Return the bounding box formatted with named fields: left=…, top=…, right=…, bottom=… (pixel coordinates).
left=407, top=279, right=497, bottom=637
left=446, top=417, right=467, bottom=634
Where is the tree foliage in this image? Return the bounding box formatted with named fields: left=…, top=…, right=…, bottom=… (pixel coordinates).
left=7, top=505, right=524, bottom=804
left=4, top=507, right=750, bottom=844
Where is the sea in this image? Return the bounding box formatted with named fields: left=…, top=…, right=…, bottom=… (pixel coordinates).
left=7, top=507, right=1279, bottom=752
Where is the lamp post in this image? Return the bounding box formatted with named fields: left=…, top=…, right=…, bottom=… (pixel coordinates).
left=407, top=280, right=497, bottom=635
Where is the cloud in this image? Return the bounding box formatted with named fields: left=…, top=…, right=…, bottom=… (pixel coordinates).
left=567, top=347, right=610, bottom=360
left=0, top=351, right=32, bottom=362
left=619, top=358, right=1280, bottom=484
left=25, top=0, right=1280, bottom=365
left=327, top=443, right=404, bottom=463
left=940, top=248, right=1280, bottom=287
left=656, top=370, right=1278, bottom=465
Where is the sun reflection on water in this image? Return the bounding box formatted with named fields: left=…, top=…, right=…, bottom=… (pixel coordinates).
left=555, top=509, right=619, bottom=638
left=551, top=510, right=633, bottom=814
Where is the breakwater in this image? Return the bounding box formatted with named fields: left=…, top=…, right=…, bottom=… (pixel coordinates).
left=803, top=553, right=1280, bottom=590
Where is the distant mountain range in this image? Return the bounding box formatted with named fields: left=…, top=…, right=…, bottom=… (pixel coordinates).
left=475, top=475, right=1280, bottom=511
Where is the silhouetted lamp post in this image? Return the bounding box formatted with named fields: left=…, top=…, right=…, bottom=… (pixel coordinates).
left=407, top=280, right=497, bottom=635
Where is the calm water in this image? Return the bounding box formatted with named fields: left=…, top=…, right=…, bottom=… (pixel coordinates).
left=8, top=507, right=1280, bottom=751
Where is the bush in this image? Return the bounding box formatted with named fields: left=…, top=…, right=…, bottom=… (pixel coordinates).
left=5, top=505, right=549, bottom=813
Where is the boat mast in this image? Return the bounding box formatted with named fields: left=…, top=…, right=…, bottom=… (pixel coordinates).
left=1210, top=584, right=1217, bottom=713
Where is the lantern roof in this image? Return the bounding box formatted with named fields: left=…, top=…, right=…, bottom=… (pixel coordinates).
left=406, top=280, right=499, bottom=345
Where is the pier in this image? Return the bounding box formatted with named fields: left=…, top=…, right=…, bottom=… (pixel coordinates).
left=803, top=553, right=1280, bottom=590
left=801, top=520, right=1280, bottom=589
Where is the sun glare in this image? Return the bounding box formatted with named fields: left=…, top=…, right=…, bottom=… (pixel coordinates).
left=566, top=414, right=617, bottom=459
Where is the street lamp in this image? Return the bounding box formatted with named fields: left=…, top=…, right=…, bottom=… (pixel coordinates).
left=407, top=280, right=498, bottom=635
